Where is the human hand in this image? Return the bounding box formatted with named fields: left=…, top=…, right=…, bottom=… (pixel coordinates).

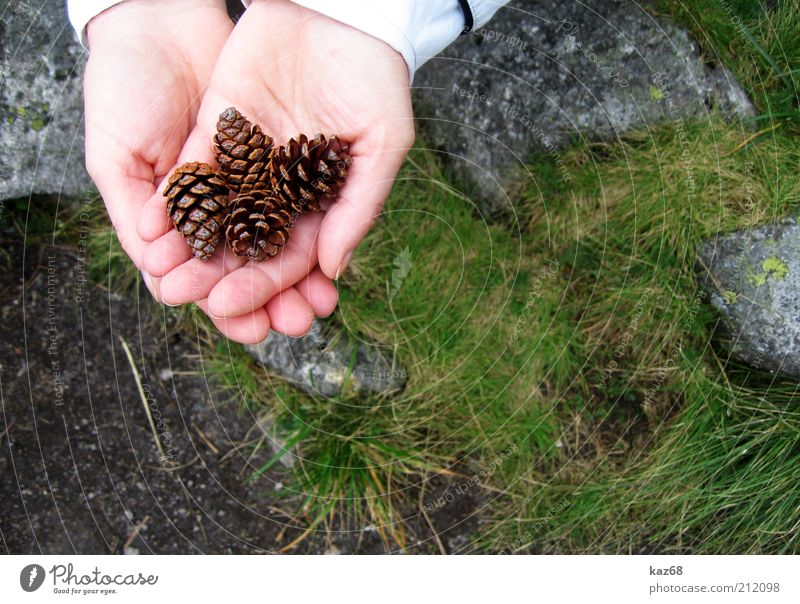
left=136, top=0, right=415, bottom=343
left=83, top=0, right=232, bottom=313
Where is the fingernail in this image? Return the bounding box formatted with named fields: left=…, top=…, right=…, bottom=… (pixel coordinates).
left=141, top=271, right=158, bottom=299
left=205, top=307, right=226, bottom=320
left=335, top=250, right=354, bottom=280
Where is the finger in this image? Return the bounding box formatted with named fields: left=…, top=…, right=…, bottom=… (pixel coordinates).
left=90, top=163, right=156, bottom=270
left=140, top=271, right=161, bottom=302
left=266, top=287, right=314, bottom=337
left=206, top=212, right=323, bottom=318
left=138, top=189, right=175, bottom=243
left=317, top=138, right=411, bottom=280
left=295, top=267, right=339, bottom=317
left=159, top=212, right=322, bottom=307
left=195, top=298, right=270, bottom=344
left=142, top=229, right=194, bottom=277
left=158, top=248, right=245, bottom=306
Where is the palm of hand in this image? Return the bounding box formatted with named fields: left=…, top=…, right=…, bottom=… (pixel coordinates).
left=83, top=1, right=232, bottom=268
left=138, top=0, right=414, bottom=343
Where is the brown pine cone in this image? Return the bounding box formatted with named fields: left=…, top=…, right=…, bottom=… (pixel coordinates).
left=224, top=190, right=296, bottom=261
left=266, top=133, right=351, bottom=213
left=163, top=162, right=229, bottom=260
left=214, top=107, right=274, bottom=193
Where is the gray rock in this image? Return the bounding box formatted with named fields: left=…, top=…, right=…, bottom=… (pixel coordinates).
left=245, top=320, right=407, bottom=398
left=413, top=0, right=755, bottom=217
left=254, top=415, right=297, bottom=468
left=697, top=217, right=800, bottom=379
left=1, top=0, right=92, bottom=200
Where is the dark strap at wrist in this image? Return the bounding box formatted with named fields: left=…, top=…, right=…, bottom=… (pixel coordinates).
left=457, top=0, right=474, bottom=34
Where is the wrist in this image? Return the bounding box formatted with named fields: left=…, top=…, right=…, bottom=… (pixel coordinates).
left=80, top=0, right=228, bottom=49
left=246, top=0, right=410, bottom=85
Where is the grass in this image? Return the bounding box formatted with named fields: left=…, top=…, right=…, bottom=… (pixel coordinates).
left=71, top=0, right=800, bottom=552
left=480, top=1, right=800, bottom=552
left=481, top=116, right=800, bottom=553
left=651, top=0, right=800, bottom=124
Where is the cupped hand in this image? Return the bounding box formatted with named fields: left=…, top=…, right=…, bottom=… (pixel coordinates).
left=136, top=0, right=415, bottom=342
left=83, top=0, right=238, bottom=319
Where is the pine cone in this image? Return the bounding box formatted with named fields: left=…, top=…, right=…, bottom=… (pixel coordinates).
left=224, top=190, right=296, bottom=261
left=163, top=162, right=229, bottom=260
left=266, top=134, right=351, bottom=213
left=214, top=107, right=274, bottom=193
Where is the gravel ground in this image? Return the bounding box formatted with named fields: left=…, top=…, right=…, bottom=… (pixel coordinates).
left=0, top=225, right=481, bottom=554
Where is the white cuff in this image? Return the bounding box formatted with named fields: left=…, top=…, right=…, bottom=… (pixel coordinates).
left=287, top=0, right=508, bottom=82
left=67, top=0, right=128, bottom=47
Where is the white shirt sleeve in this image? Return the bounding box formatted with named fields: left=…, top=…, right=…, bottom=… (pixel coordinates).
left=67, top=0, right=509, bottom=80
left=67, top=0, right=128, bottom=47
left=283, top=1, right=509, bottom=81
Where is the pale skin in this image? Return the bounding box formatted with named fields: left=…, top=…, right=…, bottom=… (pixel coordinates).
left=84, top=0, right=414, bottom=343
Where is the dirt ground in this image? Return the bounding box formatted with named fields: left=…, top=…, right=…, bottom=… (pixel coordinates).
left=0, top=223, right=481, bottom=554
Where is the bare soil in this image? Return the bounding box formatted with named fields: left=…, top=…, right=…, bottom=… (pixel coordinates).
left=0, top=223, right=480, bottom=554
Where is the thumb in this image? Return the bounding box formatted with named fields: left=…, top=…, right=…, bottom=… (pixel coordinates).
left=317, top=140, right=411, bottom=280
left=87, top=155, right=155, bottom=271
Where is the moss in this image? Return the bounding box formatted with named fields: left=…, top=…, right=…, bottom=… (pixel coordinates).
left=7, top=104, right=51, bottom=132
left=761, top=256, right=789, bottom=280
left=649, top=84, right=664, bottom=102
left=747, top=255, right=790, bottom=286
left=723, top=290, right=739, bottom=305
left=747, top=270, right=768, bottom=287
